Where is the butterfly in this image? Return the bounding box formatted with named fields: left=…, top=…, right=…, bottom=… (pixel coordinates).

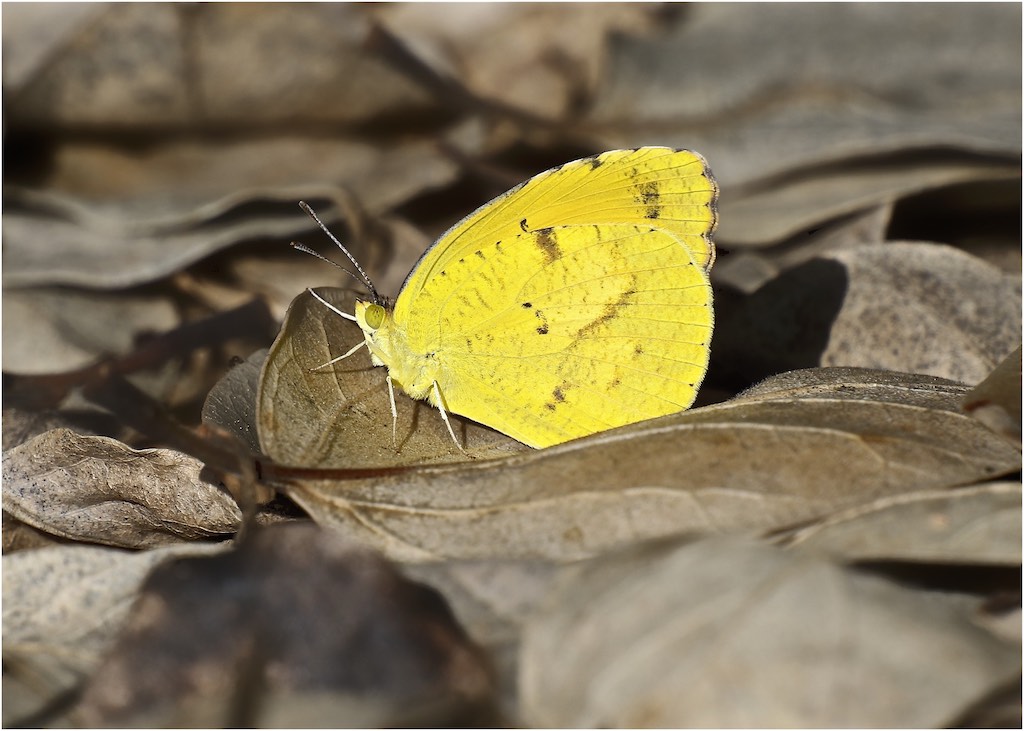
left=299, top=147, right=717, bottom=449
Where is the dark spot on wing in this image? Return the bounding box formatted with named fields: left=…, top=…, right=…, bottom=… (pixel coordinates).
left=633, top=343, right=644, bottom=357
left=520, top=218, right=529, bottom=232
left=545, top=385, right=568, bottom=411
left=582, top=155, right=603, bottom=170
left=635, top=180, right=661, bottom=220
left=522, top=301, right=532, bottom=308
left=535, top=309, right=550, bottom=335
left=577, top=284, right=637, bottom=339
left=535, top=227, right=561, bottom=264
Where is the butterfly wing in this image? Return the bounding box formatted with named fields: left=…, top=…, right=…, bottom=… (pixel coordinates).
left=398, top=222, right=713, bottom=448
left=392, top=147, right=717, bottom=326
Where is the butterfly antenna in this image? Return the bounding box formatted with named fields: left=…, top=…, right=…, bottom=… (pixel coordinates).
left=297, top=201, right=382, bottom=303
left=289, top=241, right=367, bottom=290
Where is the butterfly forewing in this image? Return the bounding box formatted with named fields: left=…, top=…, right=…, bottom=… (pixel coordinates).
left=393, top=147, right=717, bottom=327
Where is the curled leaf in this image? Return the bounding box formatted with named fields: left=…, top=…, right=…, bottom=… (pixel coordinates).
left=3, top=429, right=241, bottom=548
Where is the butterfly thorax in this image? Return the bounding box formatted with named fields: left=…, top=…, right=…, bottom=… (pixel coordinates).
left=354, top=300, right=442, bottom=403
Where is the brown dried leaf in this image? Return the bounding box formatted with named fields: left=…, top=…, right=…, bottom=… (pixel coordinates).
left=279, top=368, right=1020, bottom=563
left=257, top=288, right=527, bottom=468
left=5, top=4, right=434, bottom=129
left=717, top=242, right=1022, bottom=385
left=2, top=542, right=225, bottom=727
left=73, top=523, right=496, bottom=728
left=373, top=4, right=658, bottom=119
left=778, top=481, right=1022, bottom=564
left=2, top=429, right=241, bottom=548
left=519, top=537, right=1021, bottom=727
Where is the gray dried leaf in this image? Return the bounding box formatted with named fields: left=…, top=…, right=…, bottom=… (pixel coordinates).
left=962, top=345, right=1022, bottom=444
left=717, top=242, right=1022, bottom=385
left=778, top=481, right=1022, bottom=564
left=716, top=158, right=1019, bottom=247
left=2, top=286, right=179, bottom=374
left=2, top=512, right=62, bottom=554
left=257, top=288, right=528, bottom=468
left=590, top=4, right=1021, bottom=185
left=2, top=541, right=225, bottom=727
left=404, top=558, right=564, bottom=721
left=3, top=429, right=241, bottom=548
left=231, top=216, right=432, bottom=321
left=4, top=138, right=458, bottom=289
left=73, top=523, right=496, bottom=728
left=713, top=204, right=893, bottom=294
left=201, top=349, right=266, bottom=455
left=280, top=367, right=1020, bottom=563
left=1, top=406, right=118, bottom=452
left=519, top=537, right=1021, bottom=727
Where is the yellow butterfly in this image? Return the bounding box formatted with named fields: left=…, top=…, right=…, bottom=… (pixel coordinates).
left=301, top=147, right=717, bottom=449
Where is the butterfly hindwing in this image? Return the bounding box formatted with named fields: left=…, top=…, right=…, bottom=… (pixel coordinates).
left=399, top=222, right=713, bottom=448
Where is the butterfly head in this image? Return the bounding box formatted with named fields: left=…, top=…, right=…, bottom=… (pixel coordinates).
left=354, top=300, right=395, bottom=369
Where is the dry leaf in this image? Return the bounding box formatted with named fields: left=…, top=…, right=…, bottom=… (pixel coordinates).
left=73, top=523, right=496, bottom=728
left=278, top=368, right=1019, bottom=563
left=713, top=204, right=893, bottom=294
left=588, top=4, right=1021, bottom=184
left=519, top=537, right=1021, bottom=727
left=962, top=345, right=1022, bottom=444
left=5, top=139, right=458, bottom=289
left=778, top=481, right=1022, bottom=564
left=2, top=429, right=241, bottom=548
left=226, top=216, right=431, bottom=321
left=1, top=406, right=120, bottom=452
left=257, top=288, right=527, bottom=467
left=2, top=541, right=225, bottom=727
left=404, top=558, right=563, bottom=719
left=716, top=158, right=1019, bottom=247
left=372, top=4, right=658, bottom=119
left=5, top=4, right=434, bottom=129
left=717, top=241, right=1022, bottom=385
left=2, top=286, right=179, bottom=374
left=201, top=349, right=266, bottom=455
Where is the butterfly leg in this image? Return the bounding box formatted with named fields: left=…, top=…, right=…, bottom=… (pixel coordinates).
left=432, top=381, right=466, bottom=453
left=386, top=374, right=399, bottom=449
left=309, top=339, right=366, bottom=371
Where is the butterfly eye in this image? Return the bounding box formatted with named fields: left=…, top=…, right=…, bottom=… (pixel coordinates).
left=364, top=303, right=386, bottom=330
